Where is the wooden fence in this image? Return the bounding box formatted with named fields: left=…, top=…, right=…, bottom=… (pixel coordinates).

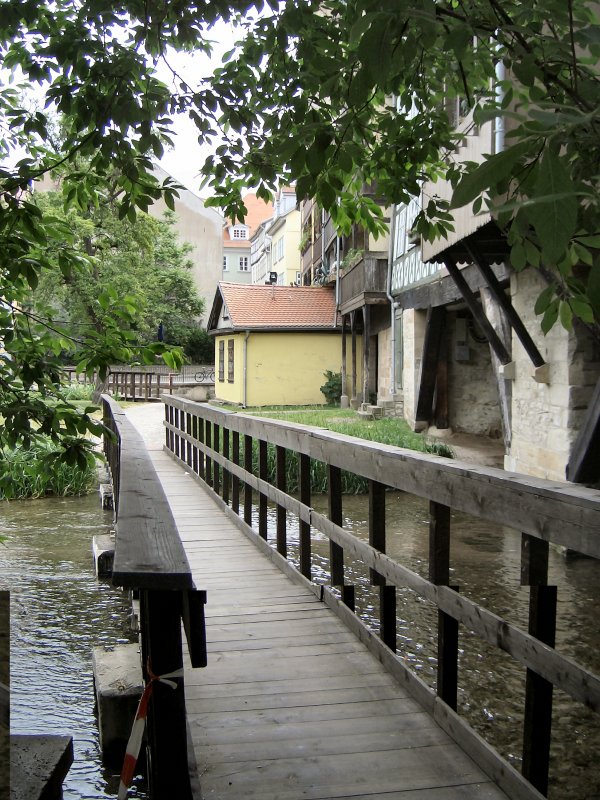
left=102, top=395, right=207, bottom=800
left=162, top=394, right=600, bottom=800
left=66, top=366, right=215, bottom=401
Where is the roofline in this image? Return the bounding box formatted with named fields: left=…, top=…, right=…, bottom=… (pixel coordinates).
left=210, top=325, right=341, bottom=335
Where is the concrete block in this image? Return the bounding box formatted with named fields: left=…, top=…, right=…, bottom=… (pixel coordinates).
left=532, top=363, right=551, bottom=384
left=11, top=734, right=74, bottom=800
left=92, top=644, right=143, bottom=768
left=499, top=361, right=516, bottom=380
left=99, top=483, right=113, bottom=510
left=92, top=534, right=115, bottom=578
left=340, top=394, right=349, bottom=409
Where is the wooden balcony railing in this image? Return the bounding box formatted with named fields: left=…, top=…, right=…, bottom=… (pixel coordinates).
left=339, top=255, right=388, bottom=311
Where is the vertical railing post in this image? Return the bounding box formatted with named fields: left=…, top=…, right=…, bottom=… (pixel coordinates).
left=259, top=439, right=268, bottom=540
left=198, top=413, right=205, bottom=480
left=429, top=500, right=458, bottom=710
left=205, top=419, right=212, bottom=487
left=191, top=415, right=198, bottom=474
left=232, top=430, right=240, bottom=515
left=222, top=427, right=230, bottom=505
left=299, top=453, right=311, bottom=580
left=243, top=434, right=253, bottom=525
left=173, top=407, right=180, bottom=459
left=328, top=465, right=354, bottom=610
left=521, top=533, right=556, bottom=796
left=369, top=479, right=396, bottom=651
left=164, top=402, right=170, bottom=450
left=140, top=589, right=192, bottom=800
left=186, top=411, right=192, bottom=468
left=213, top=423, right=220, bottom=497
left=276, top=445, right=287, bottom=557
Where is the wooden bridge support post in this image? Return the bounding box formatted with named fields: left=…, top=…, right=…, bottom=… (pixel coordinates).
left=521, top=534, right=556, bottom=796
left=213, top=424, right=220, bottom=497
left=222, top=428, right=230, bottom=505
left=259, top=439, right=268, bottom=540
left=328, top=465, right=354, bottom=610
left=140, top=589, right=192, bottom=800
left=276, top=445, right=287, bottom=557
left=429, top=501, right=458, bottom=710
left=243, top=434, right=253, bottom=526
left=298, top=454, right=311, bottom=580
left=369, top=480, right=396, bottom=652
left=232, top=431, right=240, bottom=514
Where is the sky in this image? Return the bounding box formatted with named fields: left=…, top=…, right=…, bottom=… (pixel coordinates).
left=156, top=20, right=242, bottom=197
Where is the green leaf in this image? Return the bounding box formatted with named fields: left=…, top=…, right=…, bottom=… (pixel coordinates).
left=559, top=300, right=573, bottom=330
left=450, top=142, right=531, bottom=209
left=534, top=285, right=555, bottom=315
left=528, top=148, right=578, bottom=264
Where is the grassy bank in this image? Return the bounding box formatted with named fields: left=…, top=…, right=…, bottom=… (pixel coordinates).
left=0, top=438, right=98, bottom=501
left=212, top=404, right=453, bottom=494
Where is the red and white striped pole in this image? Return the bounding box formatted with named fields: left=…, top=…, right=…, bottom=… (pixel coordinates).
left=118, top=662, right=184, bottom=800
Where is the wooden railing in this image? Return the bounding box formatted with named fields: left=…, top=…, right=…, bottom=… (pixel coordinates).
left=162, top=394, right=600, bottom=800
left=339, top=254, right=388, bottom=311
left=66, top=365, right=215, bottom=401
left=102, top=396, right=207, bottom=800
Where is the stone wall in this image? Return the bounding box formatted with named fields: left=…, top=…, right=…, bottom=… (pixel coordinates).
left=401, top=308, right=427, bottom=427
left=446, top=312, right=503, bottom=437
left=506, top=269, right=600, bottom=480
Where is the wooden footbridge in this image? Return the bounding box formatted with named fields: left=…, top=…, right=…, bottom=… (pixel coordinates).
left=102, top=396, right=600, bottom=800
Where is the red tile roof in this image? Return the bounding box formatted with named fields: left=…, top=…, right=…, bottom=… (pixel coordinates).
left=216, top=283, right=338, bottom=329
left=223, top=192, right=273, bottom=248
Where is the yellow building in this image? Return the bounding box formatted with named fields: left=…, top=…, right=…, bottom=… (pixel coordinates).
left=207, top=283, right=360, bottom=407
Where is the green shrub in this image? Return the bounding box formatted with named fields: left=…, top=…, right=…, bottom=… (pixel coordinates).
left=0, top=439, right=98, bottom=500
left=60, top=382, right=95, bottom=401
left=320, top=370, right=342, bottom=405
left=184, top=327, right=215, bottom=364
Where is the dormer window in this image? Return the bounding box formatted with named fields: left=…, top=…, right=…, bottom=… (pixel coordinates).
left=230, top=225, right=248, bottom=240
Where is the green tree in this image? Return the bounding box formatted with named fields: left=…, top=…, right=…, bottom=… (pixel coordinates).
left=201, top=0, right=600, bottom=337
left=32, top=191, right=204, bottom=350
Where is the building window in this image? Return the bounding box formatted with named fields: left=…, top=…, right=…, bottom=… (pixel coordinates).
left=232, top=226, right=248, bottom=239
left=273, top=237, right=284, bottom=263
left=223, top=256, right=228, bottom=271
left=239, top=256, right=249, bottom=271
left=227, top=340, right=234, bottom=382
left=218, top=340, right=225, bottom=382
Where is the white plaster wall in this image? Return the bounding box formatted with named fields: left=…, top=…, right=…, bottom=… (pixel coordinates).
left=506, top=268, right=600, bottom=480
left=150, top=166, right=224, bottom=326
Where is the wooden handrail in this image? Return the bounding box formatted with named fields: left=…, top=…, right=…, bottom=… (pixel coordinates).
left=102, top=395, right=206, bottom=800
left=162, top=393, right=600, bottom=800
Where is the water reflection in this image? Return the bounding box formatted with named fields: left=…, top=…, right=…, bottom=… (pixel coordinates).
left=0, top=494, right=146, bottom=800
left=260, top=490, right=600, bottom=800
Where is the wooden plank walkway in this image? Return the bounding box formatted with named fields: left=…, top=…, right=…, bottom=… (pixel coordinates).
left=125, top=404, right=508, bottom=800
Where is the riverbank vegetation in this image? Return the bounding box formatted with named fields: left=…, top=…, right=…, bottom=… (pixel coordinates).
left=0, top=437, right=98, bottom=500
left=213, top=404, right=453, bottom=494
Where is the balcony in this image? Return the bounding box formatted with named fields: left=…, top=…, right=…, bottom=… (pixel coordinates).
left=339, top=255, right=389, bottom=314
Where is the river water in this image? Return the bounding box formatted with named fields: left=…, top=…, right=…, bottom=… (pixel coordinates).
left=1, top=494, right=146, bottom=800
left=1, top=488, right=599, bottom=799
